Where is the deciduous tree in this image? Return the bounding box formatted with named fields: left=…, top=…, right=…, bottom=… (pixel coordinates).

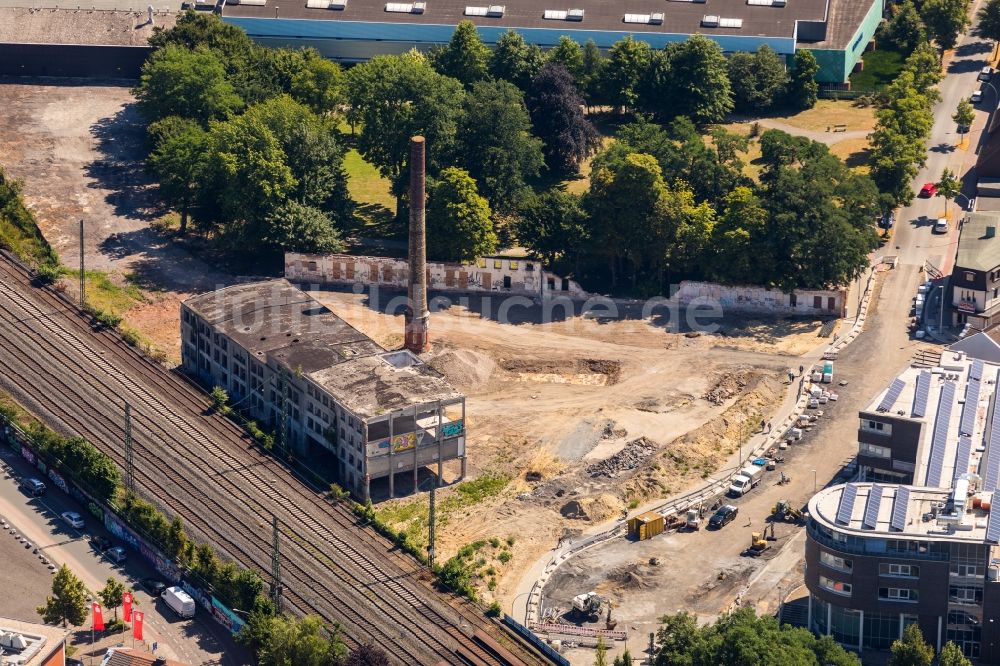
left=580, top=39, right=607, bottom=107
left=602, top=35, right=653, bottom=113
left=37, top=565, right=88, bottom=628
left=888, top=623, right=933, bottom=666
left=289, top=54, right=345, bottom=114
left=489, top=30, right=543, bottom=89
left=148, top=116, right=208, bottom=234
left=936, top=167, right=962, bottom=215
left=526, top=63, right=601, bottom=173
left=345, top=644, right=392, bottom=666
left=954, top=97, right=976, bottom=143
left=938, top=641, right=974, bottom=666
left=547, top=36, right=585, bottom=85
left=426, top=167, right=496, bottom=261
left=455, top=80, right=543, bottom=214
left=240, top=613, right=347, bottom=666
left=787, top=49, right=819, bottom=110
left=903, top=40, right=943, bottom=100
left=727, top=45, right=789, bottom=114
left=975, top=0, right=1000, bottom=48
left=888, top=0, right=927, bottom=53
left=99, top=578, right=127, bottom=621
left=657, top=35, right=733, bottom=123
left=922, top=0, right=971, bottom=51
left=135, top=45, right=243, bottom=123
left=516, top=189, right=588, bottom=269
left=430, top=21, right=490, bottom=87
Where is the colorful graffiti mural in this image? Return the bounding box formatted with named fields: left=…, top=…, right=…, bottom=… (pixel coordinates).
left=441, top=420, right=464, bottom=438
left=20, top=444, right=34, bottom=465
left=47, top=467, right=68, bottom=493
left=211, top=597, right=246, bottom=636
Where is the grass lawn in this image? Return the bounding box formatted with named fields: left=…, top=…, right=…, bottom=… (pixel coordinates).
left=771, top=99, right=876, bottom=133
left=829, top=137, right=871, bottom=173
left=83, top=271, right=145, bottom=317
left=850, top=47, right=906, bottom=92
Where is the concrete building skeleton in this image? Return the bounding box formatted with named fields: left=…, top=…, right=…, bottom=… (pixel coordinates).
left=180, top=278, right=466, bottom=500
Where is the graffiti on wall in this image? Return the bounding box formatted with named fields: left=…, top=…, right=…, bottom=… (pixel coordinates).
left=47, top=467, right=68, bottom=493
left=103, top=511, right=182, bottom=582
left=20, top=444, right=34, bottom=465
left=441, top=420, right=464, bottom=438
left=212, top=597, right=247, bottom=636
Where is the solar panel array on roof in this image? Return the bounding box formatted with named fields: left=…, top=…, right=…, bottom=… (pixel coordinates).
left=925, top=382, right=955, bottom=488
left=862, top=485, right=883, bottom=529
left=961, top=378, right=981, bottom=437
left=836, top=483, right=858, bottom=525
left=878, top=378, right=906, bottom=412
left=890, top=486, right=910, bottom=531
left=988, top=506, right=1000, bottom=544
left=912, top=371, right=932, bottom=417
left=985, top=374, right=1000, bottom=491
left=954, top=435, right=973, bottom=483
left=972, top=360, right=984, bottom=381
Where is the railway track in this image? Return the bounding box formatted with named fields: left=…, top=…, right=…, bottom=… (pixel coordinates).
left=0, top=255, right=549, bottom=666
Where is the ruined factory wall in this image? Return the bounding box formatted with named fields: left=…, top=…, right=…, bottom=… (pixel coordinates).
left=673, top=281, right=847, bottom=317
left=285, top=252, right=589, bottom=297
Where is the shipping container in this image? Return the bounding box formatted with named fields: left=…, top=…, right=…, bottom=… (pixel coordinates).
left=627, top=511, right=665, bottom=540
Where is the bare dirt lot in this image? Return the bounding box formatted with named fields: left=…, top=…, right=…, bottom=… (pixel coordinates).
left=306, top=288, right=831, bottom=607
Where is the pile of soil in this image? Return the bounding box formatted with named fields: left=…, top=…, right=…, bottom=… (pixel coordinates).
left=499, top=358, right=622, bottom=385
left=560, top=493, right=626, bottom=522
left=606, top=563, right=655, bottom=590
left=585, top=437, right=657, bottom=478
left=702, top=367, right=754, bottom=405
left=427, top=347, right=496, bottom=392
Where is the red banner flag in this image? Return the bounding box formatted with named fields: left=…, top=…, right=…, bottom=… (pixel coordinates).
left=123, top=592, right=133, bottom=622
left=92, top=602, right=104, bottom=631
left=133, top=611, right=144, bottom=641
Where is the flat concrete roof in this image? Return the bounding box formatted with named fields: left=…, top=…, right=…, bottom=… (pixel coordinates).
left=222, top=0, right=827, bottom=42
left=957, top=212, right=1000, bottom=273
left=183, top=279, right=461, bottom=419
left=0, top=7, right=175, bottom=45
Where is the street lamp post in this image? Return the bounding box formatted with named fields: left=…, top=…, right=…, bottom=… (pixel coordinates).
left=939, top=284, right=946, bottom=333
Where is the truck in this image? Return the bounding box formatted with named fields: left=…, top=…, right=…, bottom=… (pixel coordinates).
left=162, top=586, right=196, bottom=619
left=728, top=465, right=764, bottom=497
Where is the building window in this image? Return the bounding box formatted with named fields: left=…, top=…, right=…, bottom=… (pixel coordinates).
left=526, top=263, right=534, bottom=271
left=860, top=442, right=892, bottom=458
left=946, top=628, right=981, bottom=658
left=509, top=261, right=518, bottom=270
left=878, top=587, right=918, bottom=602
left=821, top=552, right=853, bottom=572
left=880, top=563, right=919, bottom=577
left=949, top=586, right=983, bottom=605
left=860, top=420, right=892, bottom=436
left=952, top=563, right=981, bottom=577
left=967, top=272, right=976, bottom=282
left=819, top=576, right=852, bottom=596
left=494, top=259, right=503, bottom=269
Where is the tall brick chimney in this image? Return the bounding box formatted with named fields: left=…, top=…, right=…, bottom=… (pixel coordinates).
left=405, top=136, right=430, bottom=353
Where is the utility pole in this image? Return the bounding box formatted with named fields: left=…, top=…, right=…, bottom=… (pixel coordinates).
left=124, top=403, right=134, bottom=495
left=270, top=514, right=283, bottom=613
left=78, top=219, right=85, bottom=309
left=428, top=480, right=436, bottom=568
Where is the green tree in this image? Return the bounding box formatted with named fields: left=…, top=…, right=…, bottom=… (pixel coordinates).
left=516, top=189, right=588, bottom=269
left=653, top=611, right=701, bottom=666
left=135, top=45, right=243, bottom=124
left=953, top=97, right=976, bottom=143
left=240, top=613, right=347, bottom=666
left=289, top=54, right=345, bottom=114
left=936, top=167, right=962, bottom=215
left=489, top=30, right=544, bottom=89
left=527, top=63, right=601, bottom=173
left=455, top=80, right=543, bottom=214
left=263, top=201, right=346, bottom=253
left=922, top=0, right=971, bottom=51
left=148, top=116, right=208, bottom=234
left=602, top=35, right=653, bottom=113
left=580, top=39, right=607, bottom=106
left=708, top=186, right=769, bottom=284
left=165, top=516, right=188, bottom=561
left=99, top=577, right=127, bottom=621
left=612, top=649, right=633, bottom=666
left=975, top=0, right=1000, bottom=49
left=903, top=40, right=943, bottom=100
left=888, top=623, right=933, bottom=666
left=595, top=635, right=608, bottom=666
left=657, top=35, right=733, bottom=123
left=888, top=0, right=927, bottom=53
left=346, top=52, right=465, bottom=218
left=430, top=21, right=490, bottom=87
left=787, top=49, right=819, bottom=110
left=938, top=641, right=974, bottom=666
left=547, top=36, right=585, bottom=86
left=727, top=45, right=789, bottom=114
left=37, top=565, right=88, bottom=628
left=426, top=167, right=496, bottom=261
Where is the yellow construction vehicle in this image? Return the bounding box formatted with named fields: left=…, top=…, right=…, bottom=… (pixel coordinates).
left=771, top=499, right=805, bottom=522
left=746, top=531, right=770, bottom=556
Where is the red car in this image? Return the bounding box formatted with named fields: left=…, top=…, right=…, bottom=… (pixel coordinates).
left=919, top=183, right=937, bottom=198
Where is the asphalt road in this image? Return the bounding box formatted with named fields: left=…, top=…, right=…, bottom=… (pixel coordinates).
left=0, top=445, right=245, bottom=665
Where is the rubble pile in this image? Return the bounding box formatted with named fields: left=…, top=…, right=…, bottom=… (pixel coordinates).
left=586, top=437, right=657, bottom=478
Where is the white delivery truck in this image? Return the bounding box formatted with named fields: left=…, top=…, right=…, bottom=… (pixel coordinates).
left=728, top=465, right=764, bottom=497
left=162, top=586, right=196, bottom=618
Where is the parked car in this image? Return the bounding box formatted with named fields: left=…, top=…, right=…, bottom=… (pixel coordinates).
left=972, top=90, right=984, bottom=103
left=934, top=218, right=949, bottom=234
left=708, top=505, right=739, bottom=529
left=980, top=66, right=994, bottom=82
left=19, top=478, right=46, bottom=496
left=878, top=211, right=896, bottom=229
left=106, top=546, right=127, bottom=564
left=142, top=578, right=167, bottom=597
left=60, top=512, right=84, bottom=529
left=91, top=535, right=111, bottom=551
left=919, top=183, right=937, bottom=198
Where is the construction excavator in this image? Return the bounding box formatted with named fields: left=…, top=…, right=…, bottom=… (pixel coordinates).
left=771, top=499, right=805, bottom=522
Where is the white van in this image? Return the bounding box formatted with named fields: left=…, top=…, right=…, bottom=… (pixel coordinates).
left=162, top=586, right=196, bottom=618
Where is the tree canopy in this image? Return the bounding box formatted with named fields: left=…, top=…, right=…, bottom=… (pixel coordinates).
left=527, top=63, right=601, bottom=173
left=426, top=167, right=497, bottom=261
left=430, top=20, right=490, bottom=87
left=37, top=565, right=88, bottom=628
